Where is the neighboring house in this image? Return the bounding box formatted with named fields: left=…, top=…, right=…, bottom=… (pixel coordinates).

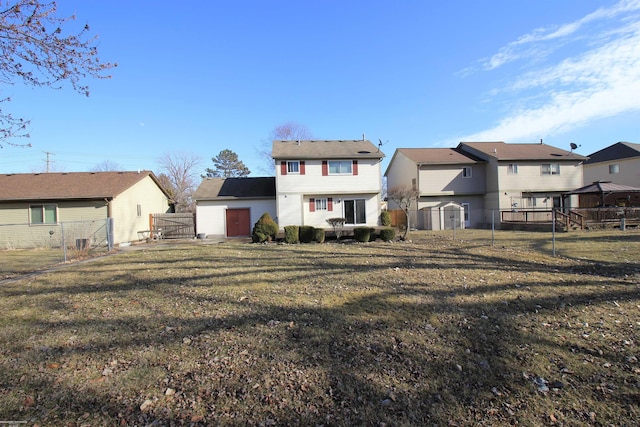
left=272, top=139, right=385, bottom=229
left=193, top=177, right=276, bottom=238
left=0, top=171, right=172, bottom=248
left=385, top=141, right=587, bottom=228
left=583, top=142, right=640, bottom=188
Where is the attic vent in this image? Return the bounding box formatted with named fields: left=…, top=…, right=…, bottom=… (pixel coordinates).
left=358, top=150, right=371, bottom=154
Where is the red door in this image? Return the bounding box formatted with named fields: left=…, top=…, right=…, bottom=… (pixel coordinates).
left=226, top=208, right=250, bottom=237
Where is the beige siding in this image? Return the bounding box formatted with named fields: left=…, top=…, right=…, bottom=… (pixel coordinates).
left=385, top=151, right=418, bottom=194
left=583, top=157, right=640, bottom=187
left=111, top=176, right=170, bottom=244
left=418, top=165, right=485, bottom=195
left=0, top=201, right=108, bottom=249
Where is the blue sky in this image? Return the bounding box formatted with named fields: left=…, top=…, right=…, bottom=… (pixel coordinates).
left=2, top=0, right=639, bottom=176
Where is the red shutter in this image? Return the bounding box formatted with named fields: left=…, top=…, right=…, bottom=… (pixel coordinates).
left=352, top=160, right=358, bottom=175
left=322, top=161, right=328, bottom=176
left=300, top=161, right=305, bottom=175
left=328, top=197, right=333, bottom=211
left=309, top=198, right=315, bottom=212
left=280, top=161, right=287, bottom=175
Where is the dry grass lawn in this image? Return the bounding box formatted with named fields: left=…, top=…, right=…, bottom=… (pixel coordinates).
left=0, top=229, right=639, bottom=426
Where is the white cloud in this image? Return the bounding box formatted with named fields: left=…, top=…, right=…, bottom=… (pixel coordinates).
left=457, top=1, right=640, bottom=144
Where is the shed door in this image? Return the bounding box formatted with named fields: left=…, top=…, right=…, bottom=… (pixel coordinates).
left=226, top=208, right=250, bottom=237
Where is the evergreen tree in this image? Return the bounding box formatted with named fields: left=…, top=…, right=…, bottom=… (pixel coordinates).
left=205, top=149, right=250, bottom=178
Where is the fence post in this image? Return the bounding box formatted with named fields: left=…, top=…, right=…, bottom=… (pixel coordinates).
left=552, top=209, right=556, bottom=257
left=107, top=218, right=114, bottom=251
left=491, top=209, right=495, bottom=247
left=61, top=222, right=67, bottom=263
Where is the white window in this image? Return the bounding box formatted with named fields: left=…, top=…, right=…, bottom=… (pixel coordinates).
left=137, top=204, right=142, bottom=217
left=287, top=161, right=300, bottom=174
left=328, top=160, right=352, bottom=175
left=609, top=163, right=619, bottom=174
left=508, top=163, right=518, bottom=175
left=315, top=198, right=328, bottom=210
left=30, top=204, right=57, bottom=224
left=541, top=163, right=560, bottom=175
left=462, top=166, right=472, bottom=178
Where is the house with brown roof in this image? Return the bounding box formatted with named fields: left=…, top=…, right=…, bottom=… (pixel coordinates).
left=385, top=141, right=586, bottom=228
left=583, top=142, right=640, bottom=188
left=272, top=139, right=385, bottom=229
left=193, top=177, right=276, bottom=238
left=0, top=171, right=172, bottom=248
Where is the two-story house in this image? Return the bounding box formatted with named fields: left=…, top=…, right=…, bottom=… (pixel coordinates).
left=583, top=142, right=640, bottom=188
left=272, top=139, right=385, bottom=229
left=385, top=141, right=586, bottom=228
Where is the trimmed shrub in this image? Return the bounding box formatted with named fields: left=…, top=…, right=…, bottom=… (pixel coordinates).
left=368, top=227, right=377, bottom=242
left=378, top=227, right=396, bottom=242
left=314, top=227, right=326, bottom=243
left=252, top=212, right=278, bottom=243
left=353, top=227, right=371, bottom=243
left=284, top=225, right=300, bottom=244
left=380, top=210, right=392, bottom=226
left=299, top=226, right=315, bottom=243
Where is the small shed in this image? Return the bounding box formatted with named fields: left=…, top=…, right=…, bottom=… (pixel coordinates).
left=418, top=201, right=465, bottom=230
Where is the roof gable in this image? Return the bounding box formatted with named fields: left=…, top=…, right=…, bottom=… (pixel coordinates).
left=193, top=177, right=276, bottom=200
left=459, top=141, right=587, bottom=161
left=271, top=139, right=384, bottom=160
left=584, top=141, right=640, bottom=164
left=0, top=171, right=167, bottom=201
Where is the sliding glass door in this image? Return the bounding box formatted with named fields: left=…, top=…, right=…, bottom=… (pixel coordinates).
left=344, top=199, right=366, bottom=224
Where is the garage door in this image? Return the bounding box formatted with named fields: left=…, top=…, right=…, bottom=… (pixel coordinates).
left=226, top=208, right=251, bottom=237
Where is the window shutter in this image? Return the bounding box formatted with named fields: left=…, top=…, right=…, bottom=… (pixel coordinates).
left=322, top=161, right=328, bottom=176
left=300, top=161, right=305, bottom=175
left=328, top=197, right=333, bottom=211
left=280, top=161, right=287, bottom=175
left=352, top=160, right=358, bottom=175
left=309, top=198, right=315, bottom=212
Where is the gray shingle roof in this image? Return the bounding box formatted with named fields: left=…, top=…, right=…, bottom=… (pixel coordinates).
left=193, top=177, right=276, bottom=200
left=0, top=171, right=168, bottom=201
left=397, top=148, right=484, bottom=164
left=459, top=141, right=587, bottom=161
left=584, top=142, right=640, bottom=164
left=271, top=140, right=385, bottom=160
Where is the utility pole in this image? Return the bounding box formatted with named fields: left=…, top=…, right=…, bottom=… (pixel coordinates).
left=43, top=151, right=55, bottom=172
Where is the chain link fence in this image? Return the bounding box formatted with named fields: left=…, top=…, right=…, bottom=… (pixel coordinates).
left=0, top=218, right=113, bottom=275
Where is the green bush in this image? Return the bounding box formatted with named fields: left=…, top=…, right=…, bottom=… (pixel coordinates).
left=353, top=227, right=371, bottom=243
left=314, top=227, right=325, bottom=243
left=299, top=226, right=315, bottom=243
left=368, top=227, right=377, bottom=242
left=284, top=225, right=299, bottom=244
left=252, top=212, right=278, bottom=243
left=381, top=210, right=392, bottom=226
left=378, top=227, right=396, bottom=242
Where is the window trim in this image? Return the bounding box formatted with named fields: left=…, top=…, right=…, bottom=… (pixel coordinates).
left=462, top=166, right=472, bottom=178
left=315, top=198, right=328, bottom=211
left=541, top=163, right=560, bottom=175
left=507, top=163, right=518, bottom=175
left=287, top=160, right=300, bottom=174
left=30, top=204, right=58, bottom=225
left=328, top=160, right=353, bottom=175
left=609, top=163, right=619, bottom=174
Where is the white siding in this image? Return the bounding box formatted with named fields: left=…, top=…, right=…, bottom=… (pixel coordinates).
left=196, top=199, right=277, bottom=237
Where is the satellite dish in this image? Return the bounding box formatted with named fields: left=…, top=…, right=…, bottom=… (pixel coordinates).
left=570, top=142, right=578, bottom=150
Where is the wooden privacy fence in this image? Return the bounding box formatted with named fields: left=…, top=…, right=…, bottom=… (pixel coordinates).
left=150, top=213, right=195, bottom=239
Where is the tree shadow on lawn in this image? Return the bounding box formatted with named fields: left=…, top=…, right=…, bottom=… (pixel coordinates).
left=1, top=242, right=639, bottom=425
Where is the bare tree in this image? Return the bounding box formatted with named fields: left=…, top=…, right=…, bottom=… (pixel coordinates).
left=205, top=149, right=250, bottom=178
left=387, top=185, right=420, bottom=240
left=157, top=152, right=202, bottom=212
left=91, top=160, right=123, bottom=172
left=0, top=1, right=116, bottom=146
left=257, top=122, right=313, bottom=175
